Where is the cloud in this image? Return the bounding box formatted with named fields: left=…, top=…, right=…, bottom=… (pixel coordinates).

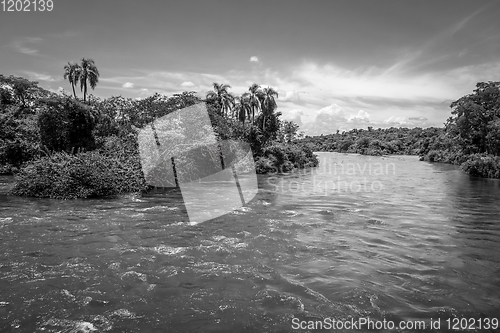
left=122, top=82, right=134, bottom=88
left=10, top=37, right=43, bottom=56
left=280, top=109, right=304, bottom=127
left=250, top=56, right=259, bottom=63
left=300, top=104, right=375, bottom=135
left=347, top=110, right=370, bottom=123
left=181, top=81, right=195, bottom=88
left=279, top=90, right=301, bottom=102
left=384, top=116, right=429, bottom=127
left=291, top=62, right=459, bottom=102
left=24, top=71, right=56, bottom=82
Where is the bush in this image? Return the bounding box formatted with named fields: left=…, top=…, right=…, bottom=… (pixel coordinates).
left=254, top=156, right=278, bottom=174
left=426, top=150, right=441, bottom=162
left=10, top=146, right=147, bottom=199
left=338, top=139, right=354, bottom=152
left=364, top=148, right=383, bottom=156
left=258, top=142, right=318, bottom=174
left=460, top=154, right=500, bottom=178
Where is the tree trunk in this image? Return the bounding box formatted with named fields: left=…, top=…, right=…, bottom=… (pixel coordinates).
left=71, top=83, right=77, bottom=99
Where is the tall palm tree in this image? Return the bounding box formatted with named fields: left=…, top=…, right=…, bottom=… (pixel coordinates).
left=260, top=87, right=279, bottom=131
left=206, top=83, right=234, bottom=118
left=234, top=94, right=252, bottom=126
left=247, top=83, right=262, bottom=124
left=63, top=62, right=81, bottom=99
left=79, top=58, right=100, bottom=103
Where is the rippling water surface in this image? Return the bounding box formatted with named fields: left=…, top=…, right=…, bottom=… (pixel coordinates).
left=1, top=153, right=499, bottom=332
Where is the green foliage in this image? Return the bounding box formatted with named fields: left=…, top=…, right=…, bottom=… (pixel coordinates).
left=79, top=58, right=100, bottom=102
left=11, top=133, right=146, bottom=199
left=63, top=62, right=81, bottom=99
left=299, top=127, right=449, bottom=156
left=38, top=96, right=96, bottom=152
left=0, top=74, right=54, bottom=108
left=10, top=149, right=147, bottom=199
left=460, top=154, right=500, bottom=178
left=259, top=142, right=319, bottom=174
left=0, top=104, right=41, bottom=174
left=446, top=81, right=500, bottom=154
left=277, top=120, right=303, bottom=143
left=206, top=83, right=234, bottom=117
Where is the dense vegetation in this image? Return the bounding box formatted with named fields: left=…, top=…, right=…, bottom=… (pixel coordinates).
left=1, top=63, right=317, bottom=199
left=298, top=81, right=500, bottom=179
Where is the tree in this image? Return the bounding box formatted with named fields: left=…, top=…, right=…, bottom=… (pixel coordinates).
left=0, top=74, right=52, bottom=109
left=447, top=81, right=500, bottom=154
left=260, top=87, right=279, bottom=131
left=234, top=94, right=251, bottom=126
left=63, top=62, right=81, bottom=99
left=79, top=58, right=100, bottom=103
left=247, top=83, right=262, bottom=124
left=38, top=96, right=96, bottom=152
left=206, top=83, right=234, bottom=118
left=279, top=120, right=300, bottom=143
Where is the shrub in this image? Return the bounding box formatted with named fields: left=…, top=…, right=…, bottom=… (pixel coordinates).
left=10, top=147, right=147, bottom=199
left=460, top=154, right=500, bottom=178
left=338, top=139, right=354, bottom=152
left=426, top=150, right=443, bottom=162
left=258, top=142, right=319, bottom=174
left=254, top=156, right=278, bottom=174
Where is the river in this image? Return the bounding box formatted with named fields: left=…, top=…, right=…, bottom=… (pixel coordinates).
left=1, top=152, right=499, bottom=332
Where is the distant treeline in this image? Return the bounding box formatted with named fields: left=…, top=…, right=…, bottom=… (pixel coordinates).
left=297, top=81, right=500, bottom=179
left=298, top=126, right=446, bottom=156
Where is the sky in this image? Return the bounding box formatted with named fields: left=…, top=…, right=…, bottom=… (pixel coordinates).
left=1, top=0, right=500, bottom=135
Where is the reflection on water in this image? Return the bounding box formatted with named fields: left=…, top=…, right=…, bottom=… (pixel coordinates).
left=1, top=153, right=499, bottom=332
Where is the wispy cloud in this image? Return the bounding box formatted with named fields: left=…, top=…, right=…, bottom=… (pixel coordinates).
left=122, top=82, right=134, bottom=88
left=383, top=4, right=497, bottom=76
left=10, top=37, right=43, bottom=56
left=23, top=71, right=56, bottom=82
left=250, top=56, right=259, bottom=63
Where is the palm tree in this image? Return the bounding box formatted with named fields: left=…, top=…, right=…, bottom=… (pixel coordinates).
left=260, top=87, right=279, bottom=131
left=234, top=94, right=252, bottom=126
left=79, top=58, right=100, bottom=102
left=63, top=62, right=81, bottom=99
left=206, top=83, right=234, bottom=118
left=247, top=83, right=262, bottom=124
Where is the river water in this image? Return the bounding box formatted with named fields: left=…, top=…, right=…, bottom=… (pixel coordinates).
left=0, top=152, right=499, bottom=332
